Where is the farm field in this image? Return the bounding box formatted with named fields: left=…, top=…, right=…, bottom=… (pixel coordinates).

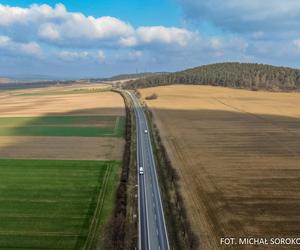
left=0, top=116, right=125, bottom=137
left=0, top=159, right=120, bottom=249
left=0, top=84, right=125, bottom=249
left=0, top=84, right=123, bottom=117
left=140, top=85, right=300, bottom=249
left=15, top=83, right=112, bottom=96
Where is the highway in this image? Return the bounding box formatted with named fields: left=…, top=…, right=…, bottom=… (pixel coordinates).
left=125, top=91, right=170, bottom=250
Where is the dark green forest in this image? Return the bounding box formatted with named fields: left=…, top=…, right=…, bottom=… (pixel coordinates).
left=125, top=63, right=300, bottom=91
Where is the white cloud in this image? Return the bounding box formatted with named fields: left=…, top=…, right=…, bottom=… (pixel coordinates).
left=209, top=38, right=223, bottom=50
left=0, top=35, right=42, bottom=57
left=97, top=50, right=105, bottom=63
left=293, top=39, right=300, bottom=49
left=119, top=36, right=138, bottom=47
left=58, top=49, right=105, bottom=63
left=0, top=4, right=197, bottom=49
left=38, top=16, right=134, bottom=45
left=38, top=23, right=61, bottom=41
left=0, top=3, right=66, bottom=26
left=128, top=50, right=143, bottom=60
left=0, top=35, right=10, bottom=46
left=206, top=37, right=248, bottom=53
left=136, top=26, right=194, bottom=47
left=0, top=3, right=134, bottom=47
left=59, top=50, right=89, bottom=60
left=19, top=42, right=43, bottom=57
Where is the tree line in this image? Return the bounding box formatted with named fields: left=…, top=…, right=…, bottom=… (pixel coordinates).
left=125, top=62, right=300, bottom=91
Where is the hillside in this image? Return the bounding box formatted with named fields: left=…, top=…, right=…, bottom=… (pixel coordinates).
left=89, top=72, right=167, bottom=82
left=126, top=63, right=300, bottom=91
left=106, top=72, right=163, bottom=81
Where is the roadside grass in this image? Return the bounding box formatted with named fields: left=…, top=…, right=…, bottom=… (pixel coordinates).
left=0, top=159, right=121, bottom=250
left=0, top=116, right=126, bottom=137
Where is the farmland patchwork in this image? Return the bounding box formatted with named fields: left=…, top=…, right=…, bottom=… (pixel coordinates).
left=0, top=87, right=125, bottom=249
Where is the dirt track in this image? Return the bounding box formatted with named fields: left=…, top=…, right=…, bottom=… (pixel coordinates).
left=140, top=85, right=300, bottom=249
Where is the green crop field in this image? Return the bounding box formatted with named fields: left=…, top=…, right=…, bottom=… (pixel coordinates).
left=0, top=116, right=125, bottom=137
left=0, top=116, right=117, bottom=126
left=0, top=159, right=121, bottom=249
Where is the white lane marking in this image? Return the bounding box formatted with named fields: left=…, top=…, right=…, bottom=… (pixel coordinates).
left=139, top=112, right=151, bottom=250
left=127, top=91, right=169, bottom=250
left=126, top=91, right=151, bottom=250
left=140, top=100, right=170, bottom=250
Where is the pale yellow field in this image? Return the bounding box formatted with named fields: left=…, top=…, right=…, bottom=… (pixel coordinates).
left=0, top=87, right=124, bottom=117
left=140, top=85, right=300, bottom=249
left=0, top=84, right=125, bottom=160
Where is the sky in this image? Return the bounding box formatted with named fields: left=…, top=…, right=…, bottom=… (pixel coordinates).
left=0, top=0, right=300, bottom=78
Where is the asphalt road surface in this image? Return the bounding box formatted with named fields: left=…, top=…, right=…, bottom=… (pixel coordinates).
left=125, top=91, right=170, bottom=250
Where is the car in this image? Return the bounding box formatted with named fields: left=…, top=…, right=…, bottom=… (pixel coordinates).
left=144, top=130, right=148, bottom=134
left=139, top=167, right=144, bottom=175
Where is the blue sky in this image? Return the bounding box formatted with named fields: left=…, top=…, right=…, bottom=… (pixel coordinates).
left=0, top=0, right=182, bottom=26
left=0, top=0, right=300, bottom=78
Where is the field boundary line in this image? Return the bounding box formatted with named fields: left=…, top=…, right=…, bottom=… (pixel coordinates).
left=83, top=163, right=113, bottom=249
left=113, top=116, right=121, bottom=136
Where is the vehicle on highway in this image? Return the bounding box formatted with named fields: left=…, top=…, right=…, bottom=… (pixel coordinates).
left=139, top=167, right=144, bottom=175
left=144, top=129, right=148, bottom=133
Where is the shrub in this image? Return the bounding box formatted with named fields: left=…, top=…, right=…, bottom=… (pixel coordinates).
left=145, top=93, right=158, bottom=100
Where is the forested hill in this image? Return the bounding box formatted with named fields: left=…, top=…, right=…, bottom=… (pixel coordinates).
left=125, top=63, right=300, bottom=91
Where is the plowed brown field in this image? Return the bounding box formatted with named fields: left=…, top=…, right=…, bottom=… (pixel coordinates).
left=0, top=136, right=124, bottom=160
left=140, top=85, right=300, bottom=249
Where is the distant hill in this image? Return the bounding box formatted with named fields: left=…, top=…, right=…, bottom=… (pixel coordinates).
left=0, top=80, right=83, bottom=91
left=90, top=72, right=167, bottom=82
left=0, top=78, right=14, bottom=84
left=0, top=74, right=73, bottom=83
left=125, top=63, right=300, bottom=91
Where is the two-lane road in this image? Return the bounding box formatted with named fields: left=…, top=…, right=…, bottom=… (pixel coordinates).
left=125, top=91, right=170, bottom=250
